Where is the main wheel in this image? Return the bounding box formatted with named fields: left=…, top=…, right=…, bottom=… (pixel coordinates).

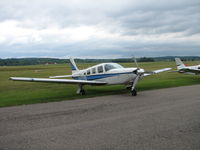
left=131, top=89, right=137, bottom=96
left=126, top=86, right=132, bottom=90
left=80, top=89, right=85, bottom=95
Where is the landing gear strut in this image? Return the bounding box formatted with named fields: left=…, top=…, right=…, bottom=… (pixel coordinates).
left=130, top=74, right=140, bottom=96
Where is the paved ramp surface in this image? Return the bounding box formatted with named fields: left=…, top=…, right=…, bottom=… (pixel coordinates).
left=0, top=85, right=200, bottom=150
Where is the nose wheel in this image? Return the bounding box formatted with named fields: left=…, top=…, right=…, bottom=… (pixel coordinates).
left=131, top=89, right=137, bottom=96
left=130, top=74, right=140, bottom=96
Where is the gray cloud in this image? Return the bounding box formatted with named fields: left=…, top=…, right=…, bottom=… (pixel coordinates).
left=0, top=0, right=200, bottom=58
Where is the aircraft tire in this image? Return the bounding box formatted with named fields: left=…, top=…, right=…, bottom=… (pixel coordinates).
left=80, top=89, right=85, bottom=95
left=131, top=89, right=137, bottom=96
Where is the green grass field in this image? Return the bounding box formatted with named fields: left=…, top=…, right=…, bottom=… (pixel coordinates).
left=0, top=61, right=200, bottom=107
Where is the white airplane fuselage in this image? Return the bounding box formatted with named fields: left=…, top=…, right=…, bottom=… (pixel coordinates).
left=178, top=65, right=200, bottom=75
left=72, top=63, right=143, bottom=85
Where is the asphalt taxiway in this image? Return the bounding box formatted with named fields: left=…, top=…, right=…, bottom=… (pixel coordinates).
left=0, top=85, right=200, bottom=150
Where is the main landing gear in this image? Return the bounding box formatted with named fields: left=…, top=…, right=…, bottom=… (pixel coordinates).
left=80, top=89, right=85, bottom=95
left=77, top=84, right=86, bottom=95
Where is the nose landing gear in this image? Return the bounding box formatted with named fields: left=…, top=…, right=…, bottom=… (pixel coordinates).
left=131, top=89, right=137, bottom=96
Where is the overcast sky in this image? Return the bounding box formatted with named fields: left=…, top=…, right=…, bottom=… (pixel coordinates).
left=0, top=0, right=200, bottom=58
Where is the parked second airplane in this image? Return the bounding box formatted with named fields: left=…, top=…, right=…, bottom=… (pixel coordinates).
left=10, top=58, right=171, bottom=96
left=175, top=58, right=200, bottom=75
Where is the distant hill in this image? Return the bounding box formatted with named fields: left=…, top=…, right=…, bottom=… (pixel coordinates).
left=0, top=56, right=200, bottom=66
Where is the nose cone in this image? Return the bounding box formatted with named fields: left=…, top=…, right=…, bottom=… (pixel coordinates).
left=131, top=68, right=144, bottom=74
left=138, top=68, right=144, bottom=73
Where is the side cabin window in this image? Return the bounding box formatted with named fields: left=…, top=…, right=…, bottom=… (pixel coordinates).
left=198, top=67, right=200, bottom=69
left=105, top=64, right=115, bottom=72
left=97, top=66, right=103, bottom=73
left=92, top=68, right=96, bottom=74
left=104, top=63, right=124, bottom=72
left=87, top=69, right=91, bottom=75
left=83, top=72, right=86, bottom=76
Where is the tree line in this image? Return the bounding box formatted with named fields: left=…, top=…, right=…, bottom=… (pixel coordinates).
left=0, top=56, right=200, bottom=66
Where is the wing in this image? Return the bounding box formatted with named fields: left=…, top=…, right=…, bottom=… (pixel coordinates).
left=9, top=77, right=107, bottom=85
left=144, top=68, right=171, bottom=76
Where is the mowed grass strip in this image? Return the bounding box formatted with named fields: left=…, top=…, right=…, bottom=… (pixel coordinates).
left=0, top=61, right=200, bottom=107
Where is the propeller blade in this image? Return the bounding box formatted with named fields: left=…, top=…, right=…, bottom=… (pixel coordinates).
left=132, top=56, right=139, bottom=69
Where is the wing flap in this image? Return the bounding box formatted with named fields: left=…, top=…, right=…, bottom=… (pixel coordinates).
left=10, top=77, right=107, bottom=85
left=49, top=75, right=73, bottom=78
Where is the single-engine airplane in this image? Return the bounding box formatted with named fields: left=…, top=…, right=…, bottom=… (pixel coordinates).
left=10, top=58, right=171, bottom=96
left=175, top=58, right=200, bottom=75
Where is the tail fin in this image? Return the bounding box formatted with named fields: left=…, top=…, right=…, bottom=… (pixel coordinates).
left=175, top=58, right=185, bottom=70
left=69, top=57, right=79, bottom=73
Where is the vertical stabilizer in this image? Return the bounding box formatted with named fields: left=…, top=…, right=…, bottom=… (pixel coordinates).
left=175, top=58, right=185, bottom=70
left=70, top=58, right=79, bottom=73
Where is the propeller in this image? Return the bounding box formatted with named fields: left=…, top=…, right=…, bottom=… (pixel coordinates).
left=132, top=56, right=154, bottom=75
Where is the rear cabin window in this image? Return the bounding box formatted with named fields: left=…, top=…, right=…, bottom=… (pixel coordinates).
left=98, top=66, right=103, bottom=73
left=92, top=68, right=96, bottom=74
left=87, top=70, right=91, bottom=75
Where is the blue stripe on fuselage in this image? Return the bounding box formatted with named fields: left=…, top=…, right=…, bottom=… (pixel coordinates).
left=73, top=72, right=133, bottom=80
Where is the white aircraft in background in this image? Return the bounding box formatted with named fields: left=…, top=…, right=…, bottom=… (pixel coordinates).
left=175, top=58, right=200, bottom=75
left=10, top=58, right=171, bottom=96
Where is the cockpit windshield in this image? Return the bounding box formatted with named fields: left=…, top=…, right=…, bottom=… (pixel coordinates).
left=104, top=63, right=124, bottom=72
